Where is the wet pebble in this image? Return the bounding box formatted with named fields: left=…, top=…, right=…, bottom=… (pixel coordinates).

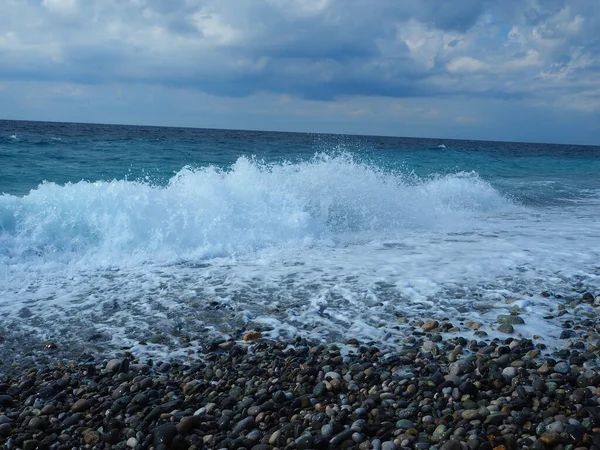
left=0, top=423, right=11, bottom=438
left=0, top=330, right=597, bottom=450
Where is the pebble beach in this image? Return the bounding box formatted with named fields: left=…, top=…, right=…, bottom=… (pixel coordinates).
left=2, top=123, right=600, bottom=449
left=1, top=291, right=599, bottom=450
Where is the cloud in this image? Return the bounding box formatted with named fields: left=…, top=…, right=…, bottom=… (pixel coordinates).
left=0, top=0, right=599, bottom=143
left=1, top=2, right=598, bottom=97
left=447, top=56, right=489, bottom=73
left=42, top=0, right=78, bottom=15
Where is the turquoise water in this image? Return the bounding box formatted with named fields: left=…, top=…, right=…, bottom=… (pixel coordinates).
left=0, top=119, right=599, bottom=363
left=2, top=120, right=598, bottom=204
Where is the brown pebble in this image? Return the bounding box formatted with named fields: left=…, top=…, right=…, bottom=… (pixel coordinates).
left=331, top=356, right=343, bottom=365
left=422, top=320, right=439, bottom=332
left=466, top=321, right=482, bottom=330
left=243, top=331, right=262, bottom=342
left=540, top=432, right=561, bottom=445
left=537, top=364, right=551, bottom=374
left=329, top=379, right=342, bottom=393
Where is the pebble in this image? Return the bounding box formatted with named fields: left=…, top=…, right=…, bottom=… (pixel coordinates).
left=554, top=362, right=570, bottom=374
left=422, top=340, right=438, bottom=354
left=313, top=382, right=327, bottom=396
left=153, top=423, right=177, bottom=447
left=497, top=315, right=525, bottom=325
left=396, top=419, right=414, bottom=429
left=243, top=331, right=262, bottom=341
left=105, top=358, right=123, bottom=371
left=0, top=329, right=596, bottom=450
left=462, top=409, right=480, bottom=420
left=351, top=419, right=366, bottom=432
left=27, top=417, right=47, bottom=430
left=382, top=441, right=398, bottom=450
left=71, top=398, right=91, bottom=412
left=83, top=430, right=100, bottom=445
left=431, top=424, right=447, bottom=442
left=232, top=416, right=254, bottom=434
left=538, top=363, right=551, bottom=374
left=449, top=358, right=474, bottom=376
left=501, top=367, right=517, bottom=378
left=269, top=430, right=281, bottom=445
left=421, top=320, right=439, bottom=331
left=0, top=396, right=12, bottom=408
left=540, top=432, right=561, bottom=445
left=546, top=421, right=564, bottom=433
left=324, top=371, right=341, bottom=380
left=330, top=429, right=353, bottom=447
left=497, top=323, right=514, bottom=333
left=272, top=390, right=286, bottom=403
left=440, top=440, right=462, bottom=450
left=22, top=440, right=39, bottom=450
left=0, top=423, right=11, bottom=438
left=321, top=424, right=334, bottom=438
left=295, top=435, right=314, bottom=449
left=176, top=415, right=201, bottom=434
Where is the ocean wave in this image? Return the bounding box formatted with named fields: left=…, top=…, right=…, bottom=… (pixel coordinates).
left=0, top=153, right=517, bottom=264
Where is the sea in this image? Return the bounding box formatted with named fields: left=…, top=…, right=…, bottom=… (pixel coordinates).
left=1, top=119, right=599, bottom=367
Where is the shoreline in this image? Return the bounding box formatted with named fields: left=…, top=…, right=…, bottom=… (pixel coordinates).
left=1, top=314, right=599, bottom=450
left=2, top=288, right=599, bottom=377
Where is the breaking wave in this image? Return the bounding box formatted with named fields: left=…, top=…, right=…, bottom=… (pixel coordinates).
left=0, top=153, right=517, bottom=266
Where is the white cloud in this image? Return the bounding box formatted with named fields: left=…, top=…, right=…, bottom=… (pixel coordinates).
left=191, top=8, right=241, bottom=46
left=42, top=0, right=78, bottom=14
left=0, top=0, right=599, bottom=143
left=267, top=0, right=331, bottom=18
left=447, top=56, right=489, bottom=73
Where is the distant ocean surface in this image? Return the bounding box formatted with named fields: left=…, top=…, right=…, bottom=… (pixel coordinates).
left=1, top=120, right=599, bottom=364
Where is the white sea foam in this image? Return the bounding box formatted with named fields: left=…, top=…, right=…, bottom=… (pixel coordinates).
left=0, top=154, right=598, bottom=359
left=0, top=154, right=518, bottom=266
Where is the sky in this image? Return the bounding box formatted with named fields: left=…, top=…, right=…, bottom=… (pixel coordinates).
left=1, top=0, right=599, bottom=144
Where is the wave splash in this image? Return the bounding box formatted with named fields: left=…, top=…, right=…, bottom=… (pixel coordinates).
left=0, top=153, right=516, bottom=265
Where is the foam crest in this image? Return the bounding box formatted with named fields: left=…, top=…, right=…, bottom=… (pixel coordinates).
left=0, top=154, right=516, bottom=266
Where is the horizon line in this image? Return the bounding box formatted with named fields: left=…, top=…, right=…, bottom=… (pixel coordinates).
left=1, top=117, right=597, bottom=148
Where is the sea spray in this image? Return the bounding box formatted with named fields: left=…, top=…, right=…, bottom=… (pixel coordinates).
left=0, top=153, right=516, bottom=267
